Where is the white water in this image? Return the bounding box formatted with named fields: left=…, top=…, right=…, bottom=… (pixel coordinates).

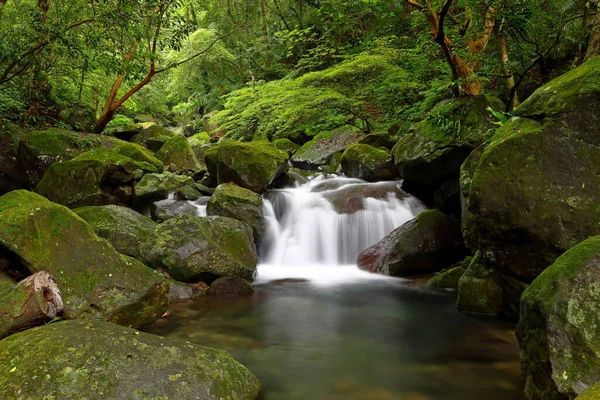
left=256, top=176, right=426, bottom=284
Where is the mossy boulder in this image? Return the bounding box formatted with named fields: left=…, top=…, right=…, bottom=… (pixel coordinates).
left=151, top=199, right=200, bottom=222
left=357, top=132, right=398, bottom=150
left=131, top=125, right=178, bottom=152
left=133, top=172, right=195, bottom=205
left=74, top=205, right=156, bottom=259
left=206, top=141, right=288, bottom=194
left=392, top=95, right=503, bottom=211
left=19, top=128, right=162, bottom=187
left=459, top=145, right=485, bottom=252
left=0, top=320, right=260, bottom=399
left=207, top=183, right=265, bottom=242
left=425, top=256, right=471, bottom=291
left=57, top=103, right=96, bottom=132
left=517, top=236, right=600, bottom=400
left=157, top=135, right=206, bottom=175
left=188, top=133, right=212, bottom=160
left=357, top=210, right=467, bottom=276
left=36, top=149, right=157, bottom=208
left=456, top=252, right=503, bottom=315
left=0, top=191, right=168, bottom=327
left=291, top=128, right=364, bottom=170
left=141, top=214, right=258, bottom=282
left=340, top=144, right=398, bottom=182
left=272, top=138, right=301, bottom=156
left=577, top=383, right=600, bottom=400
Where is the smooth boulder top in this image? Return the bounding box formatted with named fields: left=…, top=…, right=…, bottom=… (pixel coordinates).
left=0, top=320, right=261, bottom=400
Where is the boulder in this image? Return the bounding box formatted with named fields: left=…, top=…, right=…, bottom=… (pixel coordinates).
left=425, top=256, right=471, bottom=290
left=133, top=172, right=195, bottom=205
left=357, top=210, right=466, bottom=276
left=157, top=135, right=206, bottom=175
left=74, top=205, right=156, bottom=259
left=577, top=383, right=600, bottom=400
left=518, top=236, right=600, bottom=400
left=36, top=148, right=157, bottom=208
left=291, top=127, right=364, bottom=170
left=207, top=183, right=265, bottom=242
left=151, top=199, right=200, bottom=222
left=392, top=95, right=503, bottom=212
left=141, top=214, right=258, bottom=282
left=169, top=280, right=208, bottom=302
left=206, top=277, right=255, bottom=297
left=0, top=191, right=168, bottom=327
left=131, top=125, right=178, bottom=152
left=461, top=59, right=600, bottom=315
left=57, top=103, right=96, bottom=132
left=340, top=144, right=398, bottom=182
left=188, top=132, right=212, bottom=160
left=459, top=145, right=485, bottom=251
left=272, top=138, right=300, bottom=156
left=101, top=123, right=144, bottom=141
left=357, top=132, right=399, bottom=150
left=0, top=320, right=260, bottom=399
left=206, top=141, right=288, bottom=194
left=19, top=128, right=163, bottom=186
left=456, top=252, right=503, bottom=315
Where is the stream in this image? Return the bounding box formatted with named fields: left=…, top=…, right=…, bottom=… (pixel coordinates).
left=144, top=176, right=524, bottom=399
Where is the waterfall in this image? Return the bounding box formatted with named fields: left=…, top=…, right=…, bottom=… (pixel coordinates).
left=257, top=175, right=426, bottom=283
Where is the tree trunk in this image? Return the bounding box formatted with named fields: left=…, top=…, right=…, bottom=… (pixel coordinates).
left=585, top=7, right=600, bottom=61
left=499, top=37, right=520, bottom=109
left=0, top=271, right=63, bottom=339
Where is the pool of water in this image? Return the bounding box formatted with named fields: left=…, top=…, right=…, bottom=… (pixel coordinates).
left=144, top=275, right=524, bottom=400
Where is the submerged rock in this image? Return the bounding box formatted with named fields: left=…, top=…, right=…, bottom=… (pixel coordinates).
left=340, top=143, right=398, bottom=182
left=207, top=183, right=265, bottom=241
left=0, top=320, right=261, bottom=399
left=206, top=277, right=255, bottom=297
left=36, top=148, right=157, bottom=208
left=291, top=128, right=364, bottom=170
left=0, top=191, right=168, bottom=327
left=357, top=210, right=466, bottom=276
left=518, top=236, right=600, bottom=400
left=74, top=205, right=156, bottom=259
left=141, top=214, right=258, bottom=282
left=206, top=141, right=288, bottom=193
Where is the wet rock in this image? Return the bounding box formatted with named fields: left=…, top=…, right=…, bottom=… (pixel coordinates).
left=0, top=190, right=168, bottom=327
left=206, top=277, right=255, bottom=296
left=207, top=183, right=265, bottom=242
left=141, top=214, right=258, bottom=282
left=518, top=236, right=600, bottom=400
left=357, top=210, right=466, bottom=276
left=0, top=320, right=261, bottom=399
left=74, top=205, right=156, bottom=259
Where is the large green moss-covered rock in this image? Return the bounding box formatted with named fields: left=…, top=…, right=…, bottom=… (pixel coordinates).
left=0, top=191, right=168, bottom=327
left=133, top=172, right=195, bottom=205
left=74, top=205, right=156, bottom=259
left=0, top=320, right=261, bottom=400
left=141, top=214, right=258, bottom=282
left=157, top=135, right=206, bottom=175
left=392, top=96, right=503, bottom=212
left=357, top=210, right=466, bottom=276
left=188, top=132, right=212, bottom=160
left=577, top=383, right=600, bottom=400
left=207, top=183, right=264, bottom=242
left=459, top=145, right=485, bottom=252
left=272, top=138, right=300, bottom=156
left=291, top=128, right=364, bottom=170
left=462, top=57, right=600, bottom=316
left=130, top=125, right=178, bottom=152
left=19, top=128, right=162, bottom=186
left=456, top=252, right=503, bottom=315
left=340, top=143, right=398, bottom=182
left=425, top=256, right=471, bottom=291
left=36, top=149, right=157, bottom=208
left=206, top=141, right=288, bottom=194
left=518, top=236, right=600, bottom=400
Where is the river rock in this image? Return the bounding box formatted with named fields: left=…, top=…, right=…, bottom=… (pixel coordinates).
left=151, top=199, right=200, bottom=222
left=19, top=128, right=162, bottom=187
left=207, top=183, right=265, bottom=241
left=340, top=144, right=398, bottom=182
left=206, top=277, right=255, bottom=297
left=205, top=141, right=288, bottom=193
left=291, top=127, right=364, bottom=170
left=133, top=172, right=195, bottom=205
left=141, top=214, right=258, bottom=282
left=518, top=236, right=600, bottom=400
left=131, top=125, right=178, bottom=152
left=357, top=210, right=466, bottom=276
left=157, top=134, right=206, bottom=175
left=74, top=205, right=156, bottom=259
left=0, top=190, right=168, bottom=327
left=392, top=95, right=503, bottom=212
left=0, top=320, right=261, bottom=399
left=36, top=148, right=158, bottom=208
left=462, top=57, right=600, bottom=315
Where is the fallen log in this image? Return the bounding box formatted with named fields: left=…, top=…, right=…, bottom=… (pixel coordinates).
left=0, top=271, right=63, bottom=339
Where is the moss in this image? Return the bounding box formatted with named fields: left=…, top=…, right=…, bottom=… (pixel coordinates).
left=131, top=125, right=178, bottom=152
left=291, top=127, right=364, bottom=170
left=0, top=320, right=260, bottom=399
left=340, top=143, right=397, bottom=182
left=134, top=173, right=195, bottom=204
left=576, top=383, right=600, bottom=399
left=156, top=135, right=204, bottom=174
left=0, top=190, right=168, bottom=327
left=272, top=138, right=300, bottom=156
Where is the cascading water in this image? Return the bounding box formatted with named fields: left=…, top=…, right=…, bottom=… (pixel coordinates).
left=256, top=175, right=426, bottom=284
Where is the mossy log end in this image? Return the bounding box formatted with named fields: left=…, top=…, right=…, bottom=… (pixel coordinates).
left=0, top=271, right=63, bottom=339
